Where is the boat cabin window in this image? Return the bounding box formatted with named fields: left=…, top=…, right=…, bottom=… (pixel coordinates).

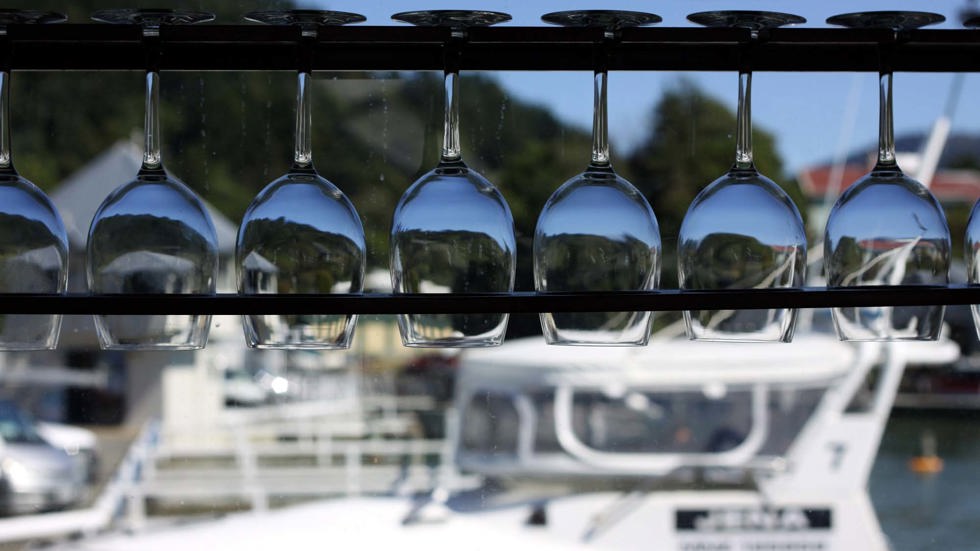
left=460, top=392, right=520, bottom=456
left=566, top=389, right=753, bottom=454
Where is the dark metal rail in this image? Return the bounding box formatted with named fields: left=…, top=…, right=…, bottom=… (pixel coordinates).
left=3, top=286, right=978, bottom=315
left=1, top=25, right=980, bottom=72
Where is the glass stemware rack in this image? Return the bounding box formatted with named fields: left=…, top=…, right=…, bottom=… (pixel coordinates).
left=2, top=19, right=980, bottom=318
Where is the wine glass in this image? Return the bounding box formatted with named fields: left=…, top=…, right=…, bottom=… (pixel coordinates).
left=964, top=16, right=980, bottom=339
left=678, top=11, right=807, bottom=342
left=825, top=12, right=949, bottom=341
left=390, top=10, right=516, bottom=348
left=0, top=11, right=69, bottom=350
left=237, top=10, right=367, bottom=349
left=88, top=9, right=218, bottom=350
left=534, top=10, right=662, bottom=346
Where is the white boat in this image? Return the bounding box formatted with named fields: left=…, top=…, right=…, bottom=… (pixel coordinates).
left=54, top=324, right=959, bottom=551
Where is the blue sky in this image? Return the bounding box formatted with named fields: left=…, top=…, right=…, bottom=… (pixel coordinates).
left=311, top=0, right=980, bottom=173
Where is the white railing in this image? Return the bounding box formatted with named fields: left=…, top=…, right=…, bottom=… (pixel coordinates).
left=124, top=399, right=466, bottom=531
left=0, top=395, right=461, bottom=541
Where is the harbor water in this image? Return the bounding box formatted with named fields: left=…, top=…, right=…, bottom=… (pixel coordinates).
left=872, top=410, right=980, bottom=551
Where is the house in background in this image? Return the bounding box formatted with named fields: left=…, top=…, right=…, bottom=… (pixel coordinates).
left=798, top=134, right=980, bottom=222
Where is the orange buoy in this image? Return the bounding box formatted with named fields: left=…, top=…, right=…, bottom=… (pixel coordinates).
left=908, top=455, right=944, bottom=475
left=908, top=430, right=943, bottom=475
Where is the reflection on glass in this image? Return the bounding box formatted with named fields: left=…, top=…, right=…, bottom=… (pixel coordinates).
left=825, top=11, right=950, bottom=341
left=88, top=9, right=218, bottom=350
left=679, top=11, right=807, bottom=342
left=0, top=11, right=69, bottom=350
left=238, top=11, right=366, bottom=349
left=534, top=10, right=661, bottom=346
left=390, top=11, right=516, bottom=348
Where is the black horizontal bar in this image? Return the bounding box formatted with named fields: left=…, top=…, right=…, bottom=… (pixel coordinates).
left=2, top=25, right=980, bottom=72
left=2, top=285, right=978, bottom=315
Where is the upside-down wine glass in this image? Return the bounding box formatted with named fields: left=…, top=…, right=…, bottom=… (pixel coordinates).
left=88, top=9, right=219, bottom=350
left=237, top=10, right=367, bottom=349
left=390, top=10, right=516, bottom=347
left=678, top=11, right=807, bottom=342
left=964, top=15, right=980, bottom=339
left=534, top=10, right=662, bottom=346
left=0, top=11, right=69, bottom=350
left=825, top=12, right=950, bottom=341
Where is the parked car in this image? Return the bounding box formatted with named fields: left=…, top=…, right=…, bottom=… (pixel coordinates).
left=36, top=421, right=99, bottom=485
left=224, top=368, right=270, bottom=407
left=0, top=400, right=84, bottom=515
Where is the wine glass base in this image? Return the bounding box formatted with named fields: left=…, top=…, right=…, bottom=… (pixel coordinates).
left=687, top=11, right=806, bottom=30
left=91, top=8, right=214, bottom=27
left=826, top=11, right=945, bottom=31
left=0, top=10, right=66, bottom=26
left=541, top=10, right=661, bottom=29
left=244, top=10, right=365, bottom=27
left=391, top=10, right=511, bottom=28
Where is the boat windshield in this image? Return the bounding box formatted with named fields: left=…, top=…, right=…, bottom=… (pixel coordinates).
left=460, top=384, right=826, bottom=461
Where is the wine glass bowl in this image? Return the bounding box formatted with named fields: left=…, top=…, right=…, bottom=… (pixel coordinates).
left=391, top=163, right=515, bottom=347
left=238, top=9, right=367, bottom=350
left=88, top=171, right=218, bottom=348
left=238, top=170, right=365, bottom=349
left=827, top=169, right=949, bottom=340
left=535, top=169, right=660, bottom=345
left=390, top=10, right=516, bottom=348
left=0, top=173, right=68, bottom=349
left=0, top=10, right=68, bottom=350
left=679, top=10, right=807, bottom=343
left=534, top=10, right=661, bottom=346
left=87, top=9, right=218, bottom=350
left=824, top=11, right=949, bottom=342
left=679, top=169, right=805, bottom=341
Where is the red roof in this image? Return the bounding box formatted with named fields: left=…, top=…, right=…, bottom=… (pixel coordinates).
left=799, top=164, right=980, bottom=203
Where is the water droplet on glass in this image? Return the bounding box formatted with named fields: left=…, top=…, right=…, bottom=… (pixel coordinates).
left=381, top=76, right=389, bottom=165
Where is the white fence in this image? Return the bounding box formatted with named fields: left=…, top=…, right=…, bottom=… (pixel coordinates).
left=0, top=396, right=468, bottom=543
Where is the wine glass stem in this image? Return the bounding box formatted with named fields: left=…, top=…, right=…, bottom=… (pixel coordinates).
left=0, top=70, right=10, bottom=171
left=734, top=70, right=753, bottom=170
left=441, top=69, right=461, bottom=163
left=294, top=71, right=313, bottom=168
left=143, top=70, right=162, bottom=170
left=591, top=70, right=610, bottom=167
left=878, top=71, right=896, bottom=166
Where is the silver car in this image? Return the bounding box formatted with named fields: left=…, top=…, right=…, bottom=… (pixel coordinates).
left=0, top=401, right=82, bottom=515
